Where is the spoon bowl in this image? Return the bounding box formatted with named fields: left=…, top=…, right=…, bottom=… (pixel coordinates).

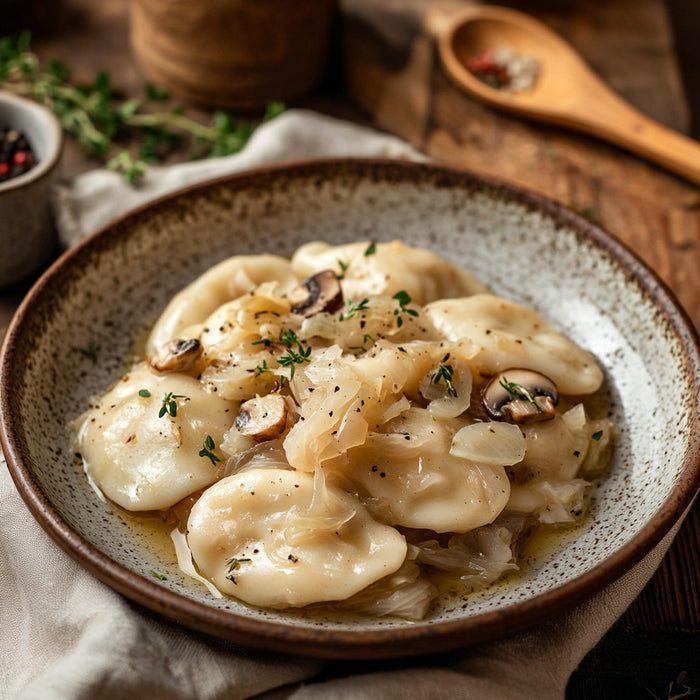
left=438, top=5, right=700, bottom=186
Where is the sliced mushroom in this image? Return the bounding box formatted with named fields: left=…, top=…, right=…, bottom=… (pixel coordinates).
left=148, top=338, right=202, bottom=374
left=482, top=368, right=559, bottom=424
left=289, top=270, right=343, bottom=317
left=236, top=394, right=288, bottom=442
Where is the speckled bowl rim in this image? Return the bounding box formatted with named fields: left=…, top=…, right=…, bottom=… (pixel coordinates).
left=1, top=158, right=699, bottom=659
left=0, top=92, right=63, bottom=192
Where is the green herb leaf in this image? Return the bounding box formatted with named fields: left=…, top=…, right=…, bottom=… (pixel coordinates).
left=277, top=341, right=311, bottom=379
left=364, top=242, right=377, bottom=256
left=148, top=569, right=167, bottom=581
left=159, top=392, right=187, bottom=418
left=77, top=341, right=99, bottom=363
left=392, top=290, right=419, bottom=327
left=0, top=35, right=285, bottom=184
left=253, top=359, right=272, bottom=376
left=199, top=434, right=221, bottom=465
left=499, top=377, right=542, bottom=412
left=591, top=430, right=603, bottom=441
left=138, top=389, right=151, bottom=398
left=225, top=556, right=252, bottom=583
left=432, top=363, right=457, bottom=397
left=340, top=298, right=370, bottom=321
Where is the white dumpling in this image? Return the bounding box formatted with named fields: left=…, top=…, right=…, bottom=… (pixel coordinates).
left=425, top=294, right=603, bottom=395
left=186, top=468, right=407, bottom=608
left=73, top=363, right=236, bottom=511
left=337, top=408, right=510, bottom=533
left=146, top=255, right=299, bottom=355
left=291, top=240, right=489, bottom=305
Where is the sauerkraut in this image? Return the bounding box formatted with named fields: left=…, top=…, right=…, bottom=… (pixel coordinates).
left=73, top=240, right=613, bottom=619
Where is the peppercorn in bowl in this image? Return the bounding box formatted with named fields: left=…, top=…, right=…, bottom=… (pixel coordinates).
left=1, top=159, right=698, bottom=658
left=0, top=91, right=63, bottom=287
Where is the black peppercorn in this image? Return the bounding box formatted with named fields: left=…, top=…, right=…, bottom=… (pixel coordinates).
left=0, top=125, right=37, bottom=182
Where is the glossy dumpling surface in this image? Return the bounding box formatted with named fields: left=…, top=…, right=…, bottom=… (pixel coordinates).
left=74, top=363, right=236, bottom=510
left=187, top=468, right=408, bottom=607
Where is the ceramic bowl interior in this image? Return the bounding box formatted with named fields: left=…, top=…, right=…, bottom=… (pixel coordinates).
left=1, top=159, right=698, bottom=659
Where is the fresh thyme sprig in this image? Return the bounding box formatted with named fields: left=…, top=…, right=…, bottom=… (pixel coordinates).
left=392, top=290, right=419, bottom=327
left=340, top=298, right=370, bottom=321
left=77, top=341, right=99, bottom=363
left=225, top=556, right=252, bottom=583
left=0, top=32, right=284, bottom=184
left=348, top=333, right=376, bottom=355
left=159, top=392, right=187, bottom=418
left=499, top=377, right=542, bottom=412
left=199, top=435, right=221, bottom=465
left=432, top=363, right=457, bottom=397
left=277, top=341, right=311, bottom=379
left=337, top=259, right=350, bottom=279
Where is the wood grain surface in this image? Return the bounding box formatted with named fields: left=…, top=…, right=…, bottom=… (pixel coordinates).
left=1, top=0, right=698, bottom=697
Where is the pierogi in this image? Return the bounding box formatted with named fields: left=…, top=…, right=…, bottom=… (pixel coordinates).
left=73, top=240, right=613, bottom=619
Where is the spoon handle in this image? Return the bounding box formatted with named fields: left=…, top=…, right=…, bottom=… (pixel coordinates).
left=565, top=81, right=700, bottom=187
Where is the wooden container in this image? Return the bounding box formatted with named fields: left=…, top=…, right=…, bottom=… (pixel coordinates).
left=129, top=0, right=338, bottom=110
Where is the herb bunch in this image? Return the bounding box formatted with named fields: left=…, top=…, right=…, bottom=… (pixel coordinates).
left=0, top=32, right=284, bottom=183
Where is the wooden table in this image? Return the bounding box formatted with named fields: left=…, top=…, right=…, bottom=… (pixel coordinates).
left=1, top=1, right=698, bottom=697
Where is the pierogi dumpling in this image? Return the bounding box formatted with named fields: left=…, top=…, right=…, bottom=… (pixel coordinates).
left=187, top=468, right=407, bottom=608
left=74, top=363, right=236, bottom=511
left=75, top=240, right=613, bottom=619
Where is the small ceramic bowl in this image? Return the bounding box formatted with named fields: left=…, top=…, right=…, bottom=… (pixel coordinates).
left=0, top=92, right=63, bottom=288
left=1, top=160, right=698, bottom=659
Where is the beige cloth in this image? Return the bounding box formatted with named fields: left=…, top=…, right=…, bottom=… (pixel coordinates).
left=1, top=110, right=683, bottom=699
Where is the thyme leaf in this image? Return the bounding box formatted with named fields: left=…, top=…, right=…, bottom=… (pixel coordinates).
left=499, top=377, right=542, bottom=412
left=77, top=341, right=99, bottom=363
left=225, top=556, right=252, bottom=583
left=340, top=298, right=370, bottom=321
left=364, top=242, right=377, bottom=256
left=392, top=290, right=419, bottom=327
left=337, top=259, right=349, bottom=279
left=159, top=392, right=187, bottom=418
left=0, top=34, right=284, bottom=184
left=199, top=434, right=221, bottom=465
left=277, top=341, right=311, bottom=379
left=432, top=363, right=458, bottom=397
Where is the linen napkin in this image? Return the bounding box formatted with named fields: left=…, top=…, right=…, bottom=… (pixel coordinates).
left=1, top=109, right=684, bottom=699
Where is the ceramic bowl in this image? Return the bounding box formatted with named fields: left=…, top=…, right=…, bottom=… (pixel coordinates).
left=0, top=92, right=63, bottom=288
left=1, top=159, right=698, bottom=659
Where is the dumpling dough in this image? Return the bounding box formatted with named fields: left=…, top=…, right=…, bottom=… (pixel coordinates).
left=425, top=294, right=603, bottom=395
left=291, top=240, right=489, bottom=305
left=187, top=468, right=407, bottom=608
left=146, top=255, right=299, bottom=355
left=336, top=408, right=511, bottom=533
left=74, top=363, right=236, bottom=511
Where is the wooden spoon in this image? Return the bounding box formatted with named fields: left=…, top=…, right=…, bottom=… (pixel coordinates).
left=438, top=5, right=700, bottom=186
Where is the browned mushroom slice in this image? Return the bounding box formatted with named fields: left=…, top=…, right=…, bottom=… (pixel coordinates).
left=148, top=338, right=202, bottom=373
left=289, top=270, right=343, bottom=317
left=236, top=394, right=288, bottom=442
left=482, top=368, right=559, bottom=424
